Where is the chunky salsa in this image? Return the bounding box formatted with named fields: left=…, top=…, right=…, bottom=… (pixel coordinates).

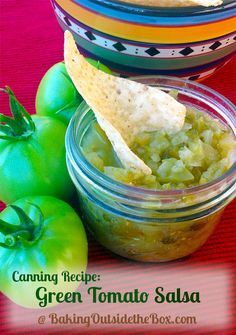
left=83, top=107, right=235, bottom=190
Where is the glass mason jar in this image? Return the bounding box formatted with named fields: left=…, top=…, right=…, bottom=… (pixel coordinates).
left=65, top=76, right=236, bottom=262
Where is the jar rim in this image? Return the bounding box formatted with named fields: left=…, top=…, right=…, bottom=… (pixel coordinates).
left=66, top=75, right=236, bottom=199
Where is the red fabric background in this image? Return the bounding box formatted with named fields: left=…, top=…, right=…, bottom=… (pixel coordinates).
left=0, top=1, right=235, bottom=334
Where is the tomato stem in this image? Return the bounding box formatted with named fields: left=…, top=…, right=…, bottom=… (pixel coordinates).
left=0, top=219, right=22, bottom=235
left=0, top=87, right=35, bottom=140
left=0, top=203, right=44, bottom=248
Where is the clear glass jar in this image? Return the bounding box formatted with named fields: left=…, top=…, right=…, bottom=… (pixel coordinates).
left=65, top=76, right=236, bottom=262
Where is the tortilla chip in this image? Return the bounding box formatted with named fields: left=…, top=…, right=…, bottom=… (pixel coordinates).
left=64, top=31, right=186, bottom=175
left=95, top=114, right=152, bottom=174
left=113, top=0, right=223, bottom=7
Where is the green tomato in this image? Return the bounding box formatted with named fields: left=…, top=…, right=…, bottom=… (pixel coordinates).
left=36, top=62, right=83, bottom=125
left=0, top=196, right=87, bottom=308
left=36, top=60, right=112, bottom=124
left=0, top=87, right=74, bottom=204
left=85, top=58, right=113, bottom=74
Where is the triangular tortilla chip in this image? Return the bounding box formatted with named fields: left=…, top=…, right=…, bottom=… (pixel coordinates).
left=64, top=31, right=186, bottom=175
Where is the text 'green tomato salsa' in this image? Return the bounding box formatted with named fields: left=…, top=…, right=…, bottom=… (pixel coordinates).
left=82, top=108, right=235, bottom=190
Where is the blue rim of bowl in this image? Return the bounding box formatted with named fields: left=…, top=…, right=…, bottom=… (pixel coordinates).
left=88, top=0, right=236, bottom=16
left=70, top=0, right=236, bottom=25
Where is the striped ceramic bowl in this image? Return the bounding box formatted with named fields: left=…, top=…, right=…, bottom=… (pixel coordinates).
left=51, top=0, right=236, bottom=80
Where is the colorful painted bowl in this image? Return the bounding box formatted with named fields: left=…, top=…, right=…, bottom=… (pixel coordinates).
left=51, top=0, right=236, bottom=80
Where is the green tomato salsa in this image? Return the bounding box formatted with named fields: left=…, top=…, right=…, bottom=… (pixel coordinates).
left=82, top=108, right=235, bottom=190
left=76, top=106, right=235, bottom=262
left=78, top=198, right=224, bottom=262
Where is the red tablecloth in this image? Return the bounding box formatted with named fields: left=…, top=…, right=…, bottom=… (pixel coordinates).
left=0, top=1, right=235, bottom=335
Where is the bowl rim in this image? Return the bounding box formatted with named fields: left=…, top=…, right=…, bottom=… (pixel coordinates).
left=89, top=0, right=236, bottom=16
